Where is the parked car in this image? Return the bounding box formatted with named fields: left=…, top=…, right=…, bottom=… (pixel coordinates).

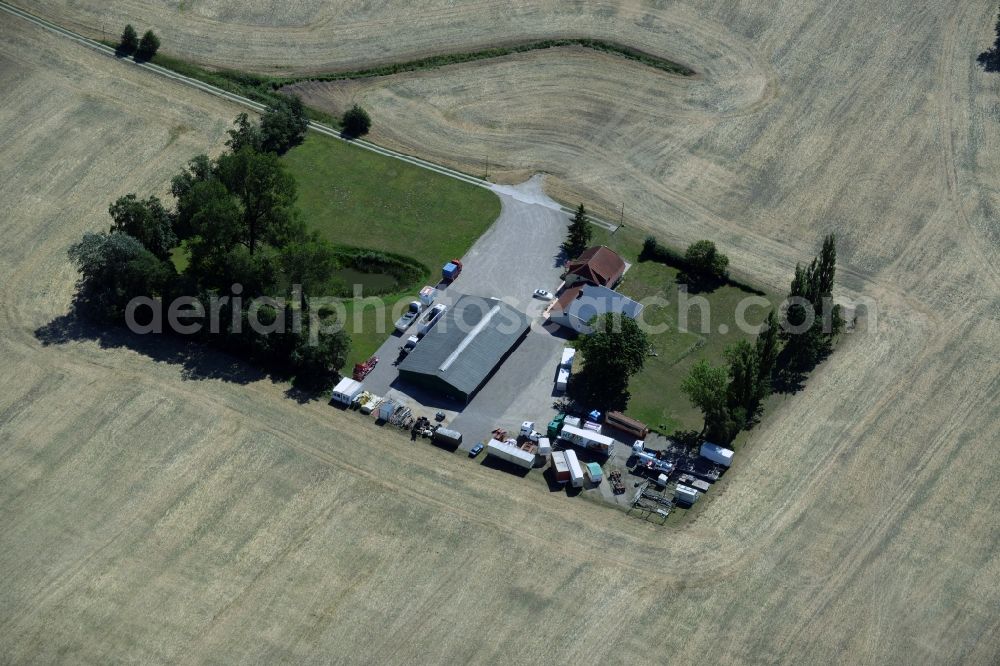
left=394, top=301, right=422, bottom=332
left=469, top=442, right=485, bottom=457
left=533, top=289, right=554, bottom=300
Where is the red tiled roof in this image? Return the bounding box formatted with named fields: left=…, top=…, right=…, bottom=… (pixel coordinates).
left=565, top=246, right=626, bottom=287
left=552, top=285, right=582, bottom=313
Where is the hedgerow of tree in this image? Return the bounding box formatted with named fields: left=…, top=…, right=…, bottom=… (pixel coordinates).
left=680, top=234, right=842, bottom=444
left=67, top=109, right=349, bottom=387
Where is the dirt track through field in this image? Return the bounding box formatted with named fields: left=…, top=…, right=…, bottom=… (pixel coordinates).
left=1, top=2, right=999, bottom=664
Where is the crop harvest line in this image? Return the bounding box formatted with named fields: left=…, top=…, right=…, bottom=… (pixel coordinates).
left=0, top=0, right=617, bottom=232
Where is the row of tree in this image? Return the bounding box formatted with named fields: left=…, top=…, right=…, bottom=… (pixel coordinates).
left=68, top=107, right=351, bottom=386
left=680, top=234, right=841, bottom=443
left=117, top=25, right=160, bottom=61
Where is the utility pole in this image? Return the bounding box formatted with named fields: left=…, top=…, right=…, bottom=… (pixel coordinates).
left=613, top=202, right=624, bottom=235
left=485, top=154, right=490, bottom=180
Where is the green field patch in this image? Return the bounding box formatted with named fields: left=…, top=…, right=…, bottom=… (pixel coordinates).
left=591, top=227, right=779, bottom=434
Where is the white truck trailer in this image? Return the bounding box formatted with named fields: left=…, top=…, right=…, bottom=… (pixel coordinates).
left=559, top=424, right=615, bottom=456
left=563, top=448, right=585, bottom=488
left=700, top=442, right=734, bottom=467
left=675, top=484, right=700, bottom=504
left=330, top=378, right=363, bottom=406
left=555, top=368, right=570, bottom=392
left=486, top=439, right=535, bottom=469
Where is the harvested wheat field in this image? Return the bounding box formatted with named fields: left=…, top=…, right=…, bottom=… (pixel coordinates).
left=2, top=2, right=1000, bottom=664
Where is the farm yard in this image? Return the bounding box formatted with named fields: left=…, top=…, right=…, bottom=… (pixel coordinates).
left=1, top=1, right=1000, bottom=664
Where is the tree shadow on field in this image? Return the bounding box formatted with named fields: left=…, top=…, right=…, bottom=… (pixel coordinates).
left=33, top=309, right=308, bottom=392
left=977, top=48, right=1000, bottom=72
left=978, top=10, right=1000, bottom=72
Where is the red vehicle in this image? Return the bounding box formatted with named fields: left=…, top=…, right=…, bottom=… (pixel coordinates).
left=352, top=356, right=379, bottom=381
left=442, top=259, right=463, bottom=282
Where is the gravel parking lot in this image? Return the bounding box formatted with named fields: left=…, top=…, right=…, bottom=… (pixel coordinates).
left=355, top=176, right=572, bottom=437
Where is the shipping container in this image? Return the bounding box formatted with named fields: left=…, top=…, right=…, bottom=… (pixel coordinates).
left=605, top=411, right=650, bottom=439
left=550, top=450, right=570, bottom=483
left=564, top=449, right=585, bottom=488
left=700, top=442, right=734, bottom=467
left=675, top=484, right=700, bottom=505
left=432, top=427, right=463, bottom=448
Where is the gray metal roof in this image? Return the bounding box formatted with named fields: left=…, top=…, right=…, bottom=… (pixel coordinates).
left=398, top=295, right=530, bottom=396
left=561, top=284, right=643, bottom=326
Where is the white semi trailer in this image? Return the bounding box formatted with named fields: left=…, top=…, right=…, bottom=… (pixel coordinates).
left=486, top=439, right=535, bottom=469
left=559, top=424, right=615, bottom=456
left=563, top=448, right=585, bottom=488
left=700, top=442, right=734, bottom=467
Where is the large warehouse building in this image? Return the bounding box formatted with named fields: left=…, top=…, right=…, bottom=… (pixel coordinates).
left=398, top=295, right=531, bottom=403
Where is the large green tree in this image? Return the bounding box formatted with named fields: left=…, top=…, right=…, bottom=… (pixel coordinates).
left=725, top=340, right=759, bottom=419
left=68, top=232, right=173, bottom=320
left=226, top=113, right=262, bottom=154
left=118, top=25, right=138, bottom=55
left=341, top=105, right=371, bottom=138
left=135, top=30, right=160, bottom=61
left=214, top=148, right=298, bottom=256
left=683, top=240, right=729, bottom=287
left=754, top=310, right=780, bottom=401
left=108, top=194, right=177, bottom=260
left=564, top=203, right=593, bottom=258
left=568, top=313, right=648, bottom=410
left=780, top=234, right=841, bottom=372
left=261, top=96, right=309, bottom=154
left=681, top=360, right=728, bottom=427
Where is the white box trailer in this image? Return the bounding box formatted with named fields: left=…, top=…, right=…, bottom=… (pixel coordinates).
left=700, top=442, right=734, bottom=467
left=419, top=285, right=438, bottom=306
left=560, top=347, right=576, bottom=369
left=556, top=368, right=570, bottom=392
left=331, top=378, right=364, bottom=405
left=536, top=437, right=552, bottom=456
left=486, top=439, right=535, bottom=469
left=564, top=449, right=584, bottom=488
left=675, top=484, right=700, bottom=504
left=559, top=424, right=615, bottom=455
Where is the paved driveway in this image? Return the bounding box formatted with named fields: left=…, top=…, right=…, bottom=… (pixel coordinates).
left=355, top=176, right=572, bottom=440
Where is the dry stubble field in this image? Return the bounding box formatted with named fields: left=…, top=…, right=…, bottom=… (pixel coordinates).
left=2, top=2, right=1000, bottom=663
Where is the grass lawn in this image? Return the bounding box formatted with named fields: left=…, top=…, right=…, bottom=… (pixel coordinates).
left=589, top=227, right=779, bottom=434
left=283, top=133, right=499, bottom=274
left=281, top=133, right=500, bottom=366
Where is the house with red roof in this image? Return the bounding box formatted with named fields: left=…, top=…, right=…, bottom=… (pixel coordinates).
left=562, top=245, right=626, bottom=289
